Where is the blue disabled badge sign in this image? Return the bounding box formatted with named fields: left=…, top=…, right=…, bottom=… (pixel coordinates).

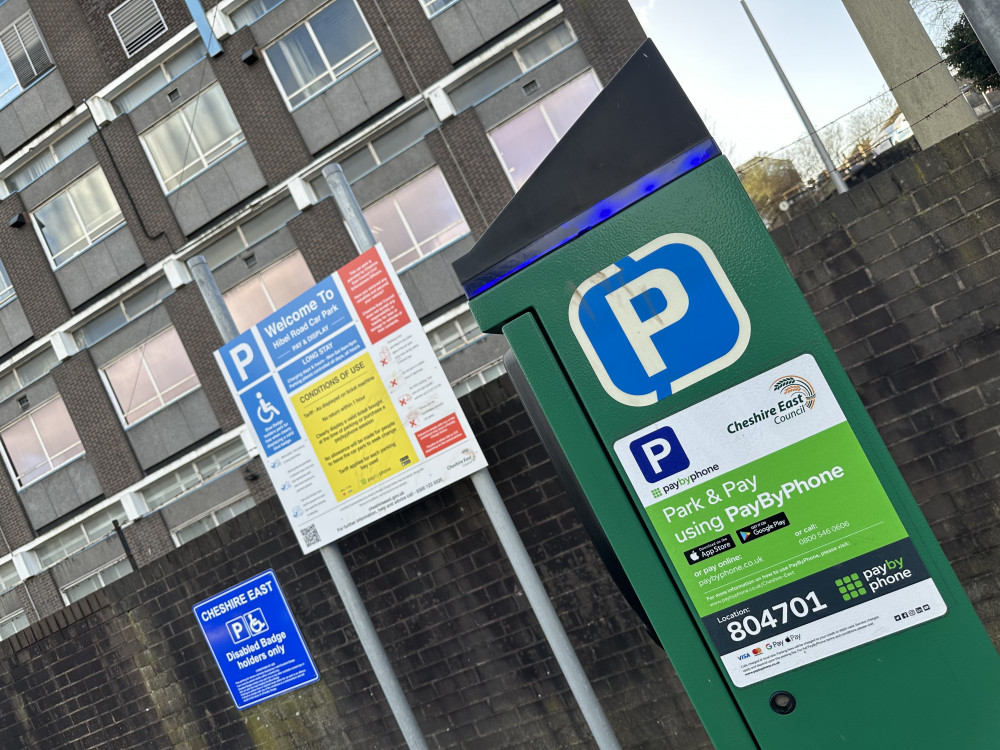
left=194, top=570, right=319, bottom=709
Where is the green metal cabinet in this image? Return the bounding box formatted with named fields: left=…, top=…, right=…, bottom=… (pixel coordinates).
left=454, top=41, right=1000, bottom=748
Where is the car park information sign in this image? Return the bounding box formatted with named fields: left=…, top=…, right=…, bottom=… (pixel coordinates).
left=216, top=245, right=486, bottom=552
left=614, top=354, right=946, bottom=686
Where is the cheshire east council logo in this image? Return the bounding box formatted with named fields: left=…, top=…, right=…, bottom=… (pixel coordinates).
left=771, top=374, right=817, bottom=409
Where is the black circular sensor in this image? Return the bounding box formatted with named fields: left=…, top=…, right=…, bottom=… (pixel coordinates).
left=769, top=691, right=796, bottom=715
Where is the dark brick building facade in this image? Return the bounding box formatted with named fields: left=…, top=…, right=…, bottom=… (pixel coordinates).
left=0, top=0, right=645, bottom=632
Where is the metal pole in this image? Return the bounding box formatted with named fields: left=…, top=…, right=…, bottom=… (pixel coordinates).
left=741, top=0, right=849, bottom=194
left=958, top=0, right=1000, bottom=84
left=323, top=163, right=377, bottom=250
left=188, top=256, right=239, bottom=341
left=186, top=255, right=430, bottom=750
left=472, top=469, right=622, bottom=750
left=323, top=166, right=622, bottom=749
left=320, top=545, right=429, bottom=750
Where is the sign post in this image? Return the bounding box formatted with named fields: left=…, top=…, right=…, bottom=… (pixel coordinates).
left=197, top=165, right=623, bottom=749
left=190, top=254, right=433, bottom=750
left=455, top=40, right=1000, bottom=748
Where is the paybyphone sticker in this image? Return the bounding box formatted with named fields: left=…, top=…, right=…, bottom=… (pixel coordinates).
left=614, top=354, right=946, bottom=686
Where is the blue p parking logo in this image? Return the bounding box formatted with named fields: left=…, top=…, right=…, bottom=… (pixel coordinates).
left=569, top=234, right=750, bottom=406
left=629, top=425, right=690, bottom=483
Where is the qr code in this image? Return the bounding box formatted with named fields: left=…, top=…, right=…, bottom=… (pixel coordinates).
left=300, top=524, right=321, bottom=547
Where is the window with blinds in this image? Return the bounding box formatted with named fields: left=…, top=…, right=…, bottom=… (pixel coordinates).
left=109, top=0, right=167, bottom=58
left=0, top=13, right=53, bottom=97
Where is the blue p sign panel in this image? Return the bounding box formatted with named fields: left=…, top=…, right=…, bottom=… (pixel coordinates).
left=220, top=329, right=270, bottom=389
left=629, top=425, right=690, bottom=483
left=570, top=234, right=750, bottom=406
left=194, top=570, right=319, bottom=710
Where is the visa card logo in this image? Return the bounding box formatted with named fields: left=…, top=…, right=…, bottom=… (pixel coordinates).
left=569, top=234, right=750, bottom=406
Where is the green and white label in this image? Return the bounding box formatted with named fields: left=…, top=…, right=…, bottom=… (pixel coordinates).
left=614, top=354, right=946, bottom=686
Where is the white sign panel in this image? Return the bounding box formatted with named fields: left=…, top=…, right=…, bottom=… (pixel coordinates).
left=216, top=245, right=487, bottom=551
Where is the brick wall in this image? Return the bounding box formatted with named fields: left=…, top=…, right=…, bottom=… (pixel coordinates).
left=54, top=354, right=144, bottom=494
left=77, top=0, right=193, bottom=81
left=563, top=0, right=646, bottom=86
left=359, top=0, right=452, bottom=95
left=0, top=374, right=710, bottom=750
left=215, top=27, right=313, bottom=185
left=0, top=192, right=71, bottom=336
left=770, top=112, right=1000, bottom=641
left=33, top=0, right=110, bottom=104
left=165, top=284, right=243, bottom=432
left=96, top=118, right=187, bottom=251
left=428, top=115, right=515, bottom=233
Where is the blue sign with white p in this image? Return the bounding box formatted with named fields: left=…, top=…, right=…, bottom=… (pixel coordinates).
left=629, top=425, right=690, bottom=484
left=570, top=234, right=750, bottom=407
left=220, top=329, right=270, bottom=390
left=194, top=570, right=319, bottom=710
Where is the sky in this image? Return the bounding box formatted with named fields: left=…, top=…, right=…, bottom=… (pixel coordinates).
left=627, top=0, right=961, bottom=166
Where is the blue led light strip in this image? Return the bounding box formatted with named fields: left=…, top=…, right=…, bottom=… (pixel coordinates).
left=465, top=138, right=721, bottom=298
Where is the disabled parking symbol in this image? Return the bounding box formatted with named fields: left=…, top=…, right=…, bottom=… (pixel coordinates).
left=226, top=608, right=269, bottom=643
left=240, top=376, right=300, bottom=455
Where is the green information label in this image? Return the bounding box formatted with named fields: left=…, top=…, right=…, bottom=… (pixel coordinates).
left=647, top=422, right=906, bottom=615
left=615, top=354, right=946, bottom=686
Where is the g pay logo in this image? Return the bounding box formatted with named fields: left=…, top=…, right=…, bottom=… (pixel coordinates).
left=629, top=425, right=690, bottom=484
left=569, top=234, right=750, bottom=406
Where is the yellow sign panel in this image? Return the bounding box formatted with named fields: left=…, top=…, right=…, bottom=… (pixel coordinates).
left=293, top=353, right=417, bottom=500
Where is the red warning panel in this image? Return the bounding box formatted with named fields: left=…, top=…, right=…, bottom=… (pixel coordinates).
left=415, top=414, right=466, bottom=457
left=340, top=248, right=410, bottom=343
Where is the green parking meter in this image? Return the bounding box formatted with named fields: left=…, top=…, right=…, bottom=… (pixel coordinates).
left=454, top=41, right=1000, bottom=748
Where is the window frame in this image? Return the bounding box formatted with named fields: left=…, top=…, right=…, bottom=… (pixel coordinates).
left=0, top=609, right=28, bottom=640
left=262, top=0, right=380, bottom=111
left=7, top=121, right=99, bottom=192
left=419, top=0, right=462, bottom=19
left=423, top=302, right=486, bottom=361
left=35, top=502, right=125, bottom=569
left=111, top=40, right=207, bottom=114
left=60, top=555, right=131, bottom=605
left=138, top=82, right=246, bottom=194
left=362, top=166, right=470, bottom=272
left=222, top=250, right=317, bottom=333
left=511, top=21, right=577, bottom=74
left=99, top=326, right=201, bottom=428
left=227, top=0, right=286, bottom=29
left=73, top=278, right=174, bottom=350
left=0, top=12, right=55, bottom=110
left=139, top=438, right=250, bottom=513
left=0, top=348, right=60, bottom=406
left=0, top=395, right=86, bottom=489
left=169, top=492, right=255, bottom=546
left=30, top=166, right=126, bottom=269
left=0, top=560, right=19, bottom=593
left=487, top=69, right=601, bottom=190
left=0, top=258, right=15, bottom=309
